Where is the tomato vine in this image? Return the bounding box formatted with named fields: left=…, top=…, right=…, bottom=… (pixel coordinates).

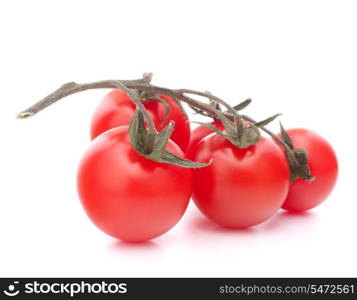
left=17, top=73, right=313, bottom=181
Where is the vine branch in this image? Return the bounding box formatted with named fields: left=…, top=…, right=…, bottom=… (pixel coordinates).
left=17, top=75, right=233, bottom=122
left=16, top=72, right=313, bottom=179
left=16, top=73, right=153, bottom=119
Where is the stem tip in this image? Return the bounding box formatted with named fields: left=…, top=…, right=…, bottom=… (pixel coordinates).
left=16, top=112, right=34, bottom=119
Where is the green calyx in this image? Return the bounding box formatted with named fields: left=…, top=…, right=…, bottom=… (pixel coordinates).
left=139, top=91, right=172, bottom=127
left=140, top=91, right=188, bottom=125
left=279, top=122, right=315, bottom=182
left=192, top=101, right=261, bottom=149
left=129, top=110, right=210, bottom=168
left=192, top=98, right=282, bottom=149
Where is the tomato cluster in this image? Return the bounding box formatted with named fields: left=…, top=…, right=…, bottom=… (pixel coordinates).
left=76, top=90, right=338, bottom=242
left=18, top=75, right=338, bottom=243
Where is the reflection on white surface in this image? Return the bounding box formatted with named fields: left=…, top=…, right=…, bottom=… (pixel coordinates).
left=108, top=240, right=161, bottom=253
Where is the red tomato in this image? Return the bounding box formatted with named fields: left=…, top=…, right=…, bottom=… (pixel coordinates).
left=278, top=128, right=338, bottom=212
left=77, top=126, right=192, bottom=242
left=90, top=89, right=190, bottom=151
left=186, top=121, right=224, bottom=157
left=191, top=134, right=290, bottom=228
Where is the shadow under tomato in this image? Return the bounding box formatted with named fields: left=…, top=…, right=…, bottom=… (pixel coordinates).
left=186, top=208, right=318, bottom=237
left=263, top=209, right=318, bottom=232
left=109, top=239, right=161, bottom=253
left=189, top=214, right=257, bottom=235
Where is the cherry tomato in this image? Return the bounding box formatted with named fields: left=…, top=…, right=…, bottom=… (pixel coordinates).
left=77, top=126, right=192, bottom=242
left=278, top=128, right=338, bottom=212
left=90, top=89, right=190, bottom=151
left=191, top=134, right=290, bottom=228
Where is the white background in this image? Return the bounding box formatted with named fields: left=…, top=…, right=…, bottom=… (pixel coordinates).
left=1, top=0, right=356, bottom=277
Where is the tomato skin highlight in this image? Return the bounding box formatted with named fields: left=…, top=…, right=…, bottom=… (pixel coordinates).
left=77, top=126, right=192, bottom=242
left=90, top=89, right=190, bottom=151
left=278, top=128, right=338, bottom=212
left=191, top=134, right=290, bottom=228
